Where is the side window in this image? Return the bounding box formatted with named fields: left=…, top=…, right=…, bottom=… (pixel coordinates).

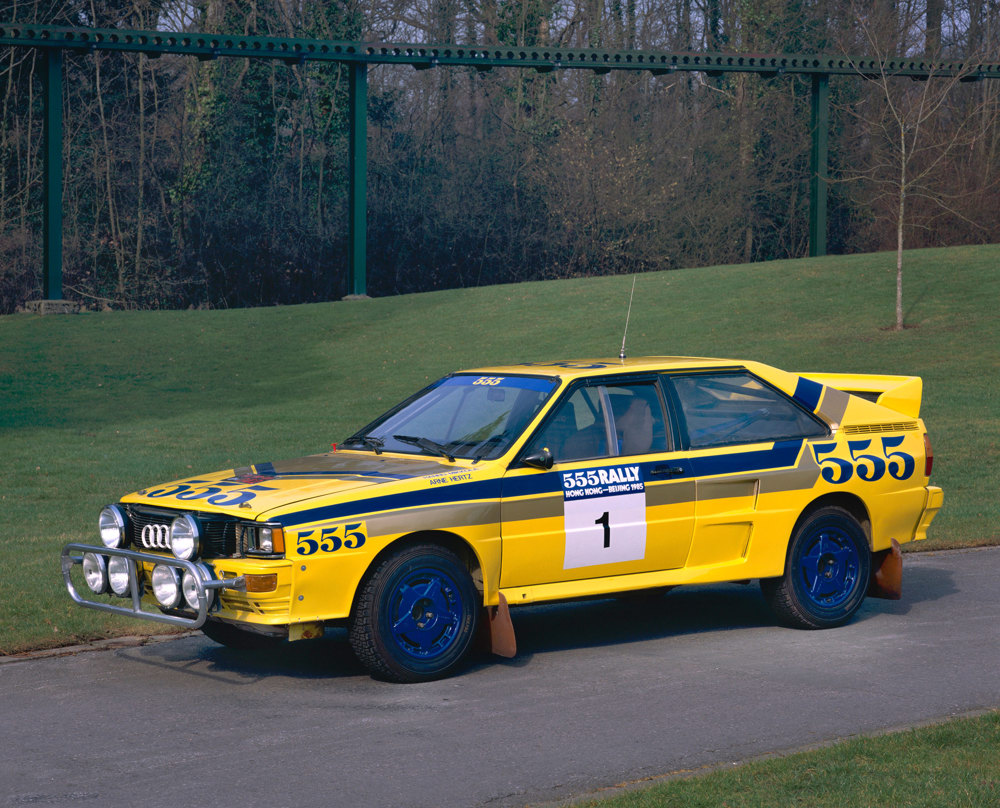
left=525, top=387, right=609, bottom=462
left=605, top=383, right=670, bottom=456
left=670, top=373, right=827, bottom=448
left=524, top=381, right=671, bottom=462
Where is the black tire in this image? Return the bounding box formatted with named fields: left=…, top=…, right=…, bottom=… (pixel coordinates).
left=761, top=506, right=871, bottom=629
left=349, top=544, right=479, bottom=683
left=201, top=619, right=284, bottom=651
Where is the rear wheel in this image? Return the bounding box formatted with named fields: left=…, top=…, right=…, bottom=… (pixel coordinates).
left=761, top=506, right=871, bottom=629
left=349, top=544, right=479, bottom=682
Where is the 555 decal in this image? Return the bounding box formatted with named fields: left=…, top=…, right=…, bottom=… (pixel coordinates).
left=812, top=436, right=916, bottom=485
left=295, top=522, right=367, bottom=556
left=144, top=479, right=277, bottom=507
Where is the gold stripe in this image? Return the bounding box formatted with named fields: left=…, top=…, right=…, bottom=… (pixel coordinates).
left=502, top=494, right=562, bottom=522
left=364, top=500, right=501, bottom=536
left=818, top=386, right=852, bottom=424
left=646, top=479, right=696, bottom=506
left=758, top=446, right=821, bottom=495
left=697, top=478, right=757, bottom=502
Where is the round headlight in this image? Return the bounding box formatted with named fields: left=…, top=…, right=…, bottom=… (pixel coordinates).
left=82, top=553, right=109, bottom=594
left=151, top=564, right=182, bottom=608
left=98, top=505, right=128, bottom=549
left=170, top=514, right=201, bottom=561
left=107, top=555, right=132, bottom=597
left=182, top=565, right=214, bottom=611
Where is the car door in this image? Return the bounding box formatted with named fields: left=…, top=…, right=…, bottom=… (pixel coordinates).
left=499, top=377, right=696, bottom=588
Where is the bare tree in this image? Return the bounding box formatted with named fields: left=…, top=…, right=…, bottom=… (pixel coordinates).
left=835, top=4, right=997, bottom=330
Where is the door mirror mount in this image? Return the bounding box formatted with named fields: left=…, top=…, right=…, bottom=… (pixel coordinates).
left=522, top=448, right=554, bottom=470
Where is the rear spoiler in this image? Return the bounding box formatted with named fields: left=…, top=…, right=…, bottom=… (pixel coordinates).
left=797, top=372, right=923, bottom=419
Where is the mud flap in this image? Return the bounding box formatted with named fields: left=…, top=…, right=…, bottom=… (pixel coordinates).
left=482, top=592, right=517, bottom=658
left=868, top=538, right=902, bottom=600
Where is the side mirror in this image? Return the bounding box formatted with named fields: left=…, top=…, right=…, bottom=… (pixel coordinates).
left=522, top=448, right=554, bottom=470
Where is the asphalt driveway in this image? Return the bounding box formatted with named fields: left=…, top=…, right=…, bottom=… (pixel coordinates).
left=3, top=547, right=998, bottom=808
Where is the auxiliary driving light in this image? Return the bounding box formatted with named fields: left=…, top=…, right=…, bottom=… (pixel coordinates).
left=182, top=565, right=214, bottom=611
left=151, top=564, right=182, bottom=608
left=98, top=505, right=128, bottom=549
left=107, top=555, right=133, bottom=597
left=170, top=514, right=201, bottom=561
left=82, top=553, right=109, bottom=595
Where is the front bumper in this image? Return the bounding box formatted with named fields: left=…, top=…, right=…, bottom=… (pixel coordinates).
left=61, top=543, right=246, bottom=629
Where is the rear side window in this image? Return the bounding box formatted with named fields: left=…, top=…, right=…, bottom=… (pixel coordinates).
left=669, top=372, right=828, bottom=448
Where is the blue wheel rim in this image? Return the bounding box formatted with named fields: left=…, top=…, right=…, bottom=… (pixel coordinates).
left=796, top=525, right=861, bottom=610
left=387, top=566, right=465, bottom=661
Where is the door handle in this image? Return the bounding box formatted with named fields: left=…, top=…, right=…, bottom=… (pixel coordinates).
left=651, top=465, right=685, bottom=477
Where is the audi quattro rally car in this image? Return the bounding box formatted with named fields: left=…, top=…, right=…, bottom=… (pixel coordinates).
left=62, top=357, right=942, bottom=682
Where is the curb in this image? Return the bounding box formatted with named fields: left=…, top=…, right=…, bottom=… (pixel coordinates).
left=0, top=631, right=195, bottom=665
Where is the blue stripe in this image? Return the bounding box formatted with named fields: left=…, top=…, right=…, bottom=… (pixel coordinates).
left=501, top=473, right=564, bottom=499
left=504, top=440, right=804, bottom=497
left=689, top=439, right=803, bottom=477
left=264, top=470, right=414, bottom=481
left=274, top=478, right=504, bottom=528
left=276, top=440, right=804, bottom=526
left=444, top=375, right=557, bottom=392
left=793, top=377, right=824, bottom=412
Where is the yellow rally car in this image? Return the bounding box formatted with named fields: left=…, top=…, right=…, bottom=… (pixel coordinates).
left=62, top=357, right=942, bottom=682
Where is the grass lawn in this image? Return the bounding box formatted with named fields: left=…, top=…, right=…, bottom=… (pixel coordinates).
left=570, top=710, right=1000, bottom=808
left=1, top=244, right=997, bottom=653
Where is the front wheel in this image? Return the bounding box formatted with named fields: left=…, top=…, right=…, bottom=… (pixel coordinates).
left=761, top=506, right=871, bottom=629
left=349, top=544, right=479, bottom=682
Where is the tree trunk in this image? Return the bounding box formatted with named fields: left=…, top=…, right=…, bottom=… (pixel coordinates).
left=926, top=0, right=943, bottom=55
left=896, top=126, right=906, bottom=331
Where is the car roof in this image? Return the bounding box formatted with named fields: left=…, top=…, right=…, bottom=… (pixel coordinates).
left=459, top=356, right=748, bottom=381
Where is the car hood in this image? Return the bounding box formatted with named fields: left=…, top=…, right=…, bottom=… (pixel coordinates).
left=121, top=451, right=466, bottom=519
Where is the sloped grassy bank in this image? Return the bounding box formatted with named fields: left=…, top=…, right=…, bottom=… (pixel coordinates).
left=1, top=245, right=996, bottom=652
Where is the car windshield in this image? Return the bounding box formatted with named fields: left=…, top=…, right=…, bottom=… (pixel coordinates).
left=343, top=374, right=559, bottom=462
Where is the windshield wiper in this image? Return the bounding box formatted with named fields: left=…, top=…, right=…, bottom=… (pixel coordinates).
left=470, top=434, right=506, bottom=464
left=342, top=434, right=384, bottom=455
left=392, top=435, right=456, bottom=463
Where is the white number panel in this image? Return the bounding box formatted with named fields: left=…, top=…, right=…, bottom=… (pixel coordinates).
left=561, top=465, right=647, bottom=569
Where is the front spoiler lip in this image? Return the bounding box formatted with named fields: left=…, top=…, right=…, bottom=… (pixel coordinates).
left=60, top=543, right=246, bottom=629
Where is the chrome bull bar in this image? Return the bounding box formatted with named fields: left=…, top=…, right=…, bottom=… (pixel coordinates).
left=61, top=543, right=246, bottom=629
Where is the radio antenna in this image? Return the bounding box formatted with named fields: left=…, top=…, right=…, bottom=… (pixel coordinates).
left=619, top=275, right=637, bottom=361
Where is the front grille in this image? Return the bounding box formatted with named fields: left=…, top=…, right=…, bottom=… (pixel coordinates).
left=124, top=504, right=239, bottom=557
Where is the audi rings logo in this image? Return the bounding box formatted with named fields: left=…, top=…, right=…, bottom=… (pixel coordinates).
left=140, top=523, right=171, bottom=550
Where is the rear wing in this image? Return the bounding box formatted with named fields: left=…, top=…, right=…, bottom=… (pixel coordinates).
left=797, top=372, right=923, bottom=419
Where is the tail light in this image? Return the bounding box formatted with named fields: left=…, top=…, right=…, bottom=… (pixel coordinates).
left=923, top=434, right=934, bottom=477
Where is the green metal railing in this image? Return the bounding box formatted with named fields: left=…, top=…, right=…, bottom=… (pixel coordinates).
left=4, top=23, right=998, bottom=301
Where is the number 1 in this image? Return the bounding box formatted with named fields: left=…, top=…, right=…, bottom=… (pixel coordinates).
left=595, top=511, right=611, bottom=548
